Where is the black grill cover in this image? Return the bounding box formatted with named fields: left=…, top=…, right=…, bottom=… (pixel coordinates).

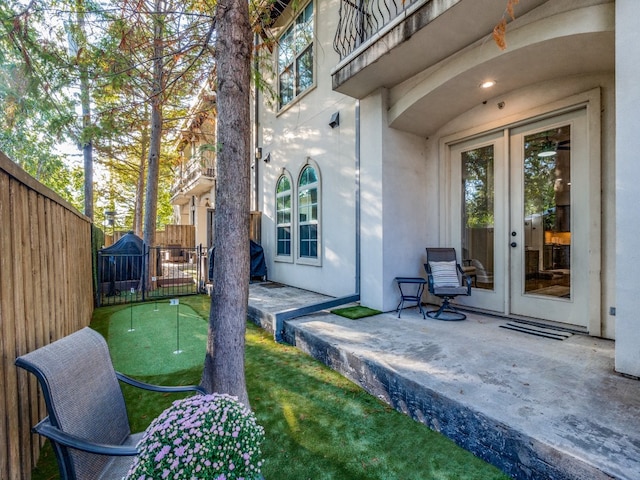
left=209, top=240, right=267, bottom=281
left=100, top=231, right=144, bottom=283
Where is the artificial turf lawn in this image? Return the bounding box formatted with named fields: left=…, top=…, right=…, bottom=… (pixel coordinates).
left=31, top=295, right=509, bottom=480
left=108, top=301, right=207, bottom=375
left=330, top=305, right=382, bottom=319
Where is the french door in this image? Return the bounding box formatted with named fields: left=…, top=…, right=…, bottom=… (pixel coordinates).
left=449, top=108, right=591, bottom=327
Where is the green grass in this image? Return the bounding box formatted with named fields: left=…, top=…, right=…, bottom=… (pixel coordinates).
left=31, top=295, right=509, bottom=480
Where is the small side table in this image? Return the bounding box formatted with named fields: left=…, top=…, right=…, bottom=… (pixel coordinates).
left=394, top=277, right=427, bottom=319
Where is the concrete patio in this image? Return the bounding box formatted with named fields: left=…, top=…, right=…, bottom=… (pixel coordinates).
left=247, top=282, right=640, bottom=480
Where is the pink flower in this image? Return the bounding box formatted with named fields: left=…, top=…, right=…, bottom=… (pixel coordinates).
left=154, top=445, right=171, bottom=462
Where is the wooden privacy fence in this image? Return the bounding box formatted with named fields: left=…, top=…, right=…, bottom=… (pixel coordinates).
left=0, top=152, right=94, bottom=480
left=106, top=224, right=196, bottom=249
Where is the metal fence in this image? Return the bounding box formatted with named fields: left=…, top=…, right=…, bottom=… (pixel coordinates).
left=97, top=245, right=205, bottom=306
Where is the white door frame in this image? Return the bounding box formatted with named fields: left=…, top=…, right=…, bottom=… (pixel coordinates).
left=439, top=89, right=601, bottom=334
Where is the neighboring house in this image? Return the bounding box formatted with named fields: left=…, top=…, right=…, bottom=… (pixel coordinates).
left=170, top=85, right=217, bottom=251
left=254, top=0, right=640, bottom=377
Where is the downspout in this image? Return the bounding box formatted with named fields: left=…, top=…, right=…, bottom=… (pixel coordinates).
left=253, top=33, right=260, bottom=213
left=355, top=99, right=361, bottom=296
left=273, top=100, right=361, bottom=340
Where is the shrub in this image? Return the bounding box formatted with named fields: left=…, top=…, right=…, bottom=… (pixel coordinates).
left=127, top=393, right=265, bottom=480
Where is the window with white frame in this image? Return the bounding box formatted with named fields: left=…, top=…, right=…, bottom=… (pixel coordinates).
left=278, top=1, right=314, bottom=109
left=298, top=164, right=319, bottom=260
left=276, top=174, right=292, bottom=257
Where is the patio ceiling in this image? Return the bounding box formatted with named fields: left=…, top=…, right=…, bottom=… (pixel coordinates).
left=332, top=1, right=614, bottom=138
left=388, top=29, right=614, bottom=137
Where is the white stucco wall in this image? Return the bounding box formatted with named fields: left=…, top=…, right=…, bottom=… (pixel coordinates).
left=614, top=0, right=640, bottom=376
left=257, top=0, right=357, bottom=297
left=257, top=0, right=619, bottom=330
left=359, top=89, right=430, bottom=312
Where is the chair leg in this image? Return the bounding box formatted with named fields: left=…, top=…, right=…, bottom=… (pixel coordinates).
left=427, top=297, right=466, bottom=321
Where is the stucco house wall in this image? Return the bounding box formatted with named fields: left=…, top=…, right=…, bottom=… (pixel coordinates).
left=257, top=0, right=633, bottom=367
left=257, top=0, right=357, bottom=297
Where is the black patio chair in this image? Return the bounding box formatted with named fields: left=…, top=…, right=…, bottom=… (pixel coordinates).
left=15, top=327, right=205, bottom=480
left=424, top=247, right=472, bottom=320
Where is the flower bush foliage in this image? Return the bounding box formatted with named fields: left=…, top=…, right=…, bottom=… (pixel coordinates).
left=127, top=393, right=265, bottom=480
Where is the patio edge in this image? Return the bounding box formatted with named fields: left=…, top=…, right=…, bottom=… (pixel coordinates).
left=281, top=320, right=618, bottom=480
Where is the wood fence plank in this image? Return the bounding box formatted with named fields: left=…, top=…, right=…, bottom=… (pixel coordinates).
left=27, top=189, right=43, bottom=463
left=35, top=197, right=52, bottom=454
left=43, top=198, right=56, bottom=345
left=5, top=179, right=22, bottom=480
left=0, top=171, right=12, bottom=480
left=13, top=181, right=31, bottom=478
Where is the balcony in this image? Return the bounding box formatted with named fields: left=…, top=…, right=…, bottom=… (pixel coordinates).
left=331, top=0, right=548, bottom=100
left=170, top=155, right=215, bottom=205
left=333, top=0, right=423, bottom=61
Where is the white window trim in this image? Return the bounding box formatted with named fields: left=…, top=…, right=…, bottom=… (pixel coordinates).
left=275, top=0, right=316, bottom=113
left=275, top=170, right=294, bottom=263
left=296, top=159, right=321, bottom=266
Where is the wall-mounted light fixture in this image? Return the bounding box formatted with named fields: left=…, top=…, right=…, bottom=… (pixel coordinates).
left=329, top=111, right=340, bottom=128
left=263, top=152, right=271, bottom=163
left=255, top=147, right=262, bottom=160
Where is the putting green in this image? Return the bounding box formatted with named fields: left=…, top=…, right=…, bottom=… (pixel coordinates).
left=108, top=302, right=208, bottom=376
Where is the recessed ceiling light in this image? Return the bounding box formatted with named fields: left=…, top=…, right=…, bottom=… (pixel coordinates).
left=480, top=80, right=496, bottom=89
left=538, top=150, right=557, bottom=157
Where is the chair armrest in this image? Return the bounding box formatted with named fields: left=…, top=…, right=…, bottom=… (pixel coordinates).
left=463, top=274, right=472, bottom=293
left=116, top=372, right=207, bottom=395
left=423, top=263, right=435, bottom=293
left=455, top=264, right=472, bottom=293
left=34, top=419, right=138, bottom=456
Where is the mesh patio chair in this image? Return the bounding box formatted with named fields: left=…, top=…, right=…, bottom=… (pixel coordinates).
left=15, top=327, right=205, bottom=480
left=424, top=247, right=472, bottom=320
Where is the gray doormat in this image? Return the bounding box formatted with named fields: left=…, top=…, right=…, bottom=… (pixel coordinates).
left=499, top=321, right=574, bottom=340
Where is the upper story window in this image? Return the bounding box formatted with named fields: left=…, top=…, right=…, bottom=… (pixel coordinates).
left=278, top=1, right=314, bottom=109
left=276, top=174, right=293, bottom=256
left=298, top=164, right=319, bottom=260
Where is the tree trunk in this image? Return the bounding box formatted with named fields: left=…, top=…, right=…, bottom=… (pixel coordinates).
left=77, top=5, right=93, bottom=220
left=135, top=119, right=149, bottom=236
left=143, top=0, right=164, bottom=265
left=201, top=0, right=252, bottom=406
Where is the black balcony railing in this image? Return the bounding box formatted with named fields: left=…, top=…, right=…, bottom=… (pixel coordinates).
left=334, top=0, right=421, bottom=59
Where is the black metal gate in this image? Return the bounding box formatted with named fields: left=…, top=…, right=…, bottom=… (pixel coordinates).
left=97, top=245, right=205, bottom=306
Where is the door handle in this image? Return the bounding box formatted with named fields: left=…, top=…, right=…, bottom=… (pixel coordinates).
left=510, top=242, right=517, bottom=248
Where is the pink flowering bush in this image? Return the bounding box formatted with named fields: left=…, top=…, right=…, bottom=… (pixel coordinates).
left=126, top=393, right=265, bottom=480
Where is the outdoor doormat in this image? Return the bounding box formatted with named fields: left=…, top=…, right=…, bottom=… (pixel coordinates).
left=499, top=320, right=573, bottom=340
left=331, top=305, right=382, bottom=320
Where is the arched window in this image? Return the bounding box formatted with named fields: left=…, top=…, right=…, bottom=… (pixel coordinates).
left=298, top=164, right=320, bottom=260
left=276, top=174, right=292, bottom=257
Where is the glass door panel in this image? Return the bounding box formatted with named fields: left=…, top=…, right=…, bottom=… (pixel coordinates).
left=450, top=131, right=506, bottom=314
left=462, top=146, right=495, bottom=291
left=522, top=125, right=571, bottom=298
left=509, top=109, right=588, bottom=327
left=450, top=108, right=590, bottom=327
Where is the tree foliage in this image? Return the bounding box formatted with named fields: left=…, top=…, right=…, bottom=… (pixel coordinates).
left=493, top=0, right=519, bottom=50
left=0, top=0, right=218, bottom=235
